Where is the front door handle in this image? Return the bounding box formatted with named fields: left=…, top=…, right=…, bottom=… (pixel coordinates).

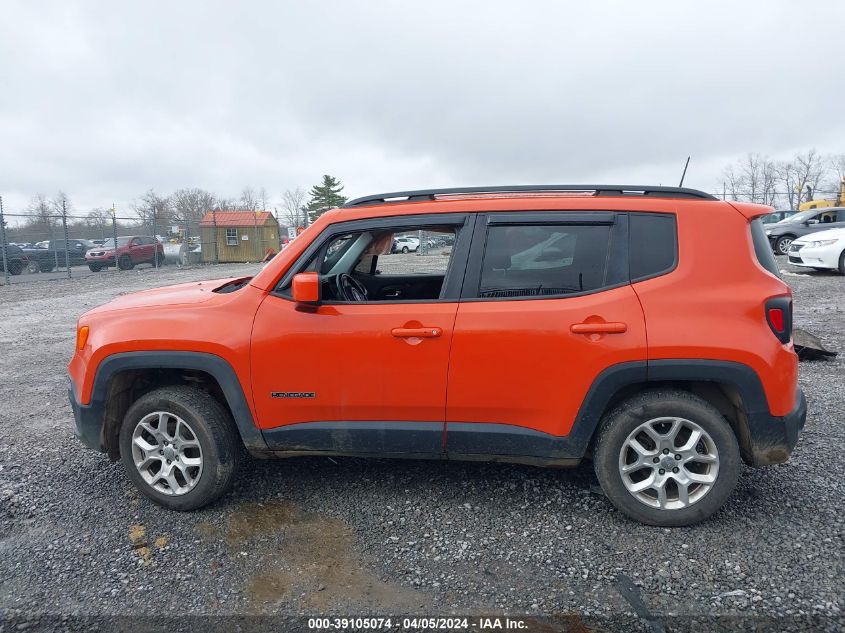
left=570, top=322, right=627, bottom=334
left=391, top=327, right=442, bottom=338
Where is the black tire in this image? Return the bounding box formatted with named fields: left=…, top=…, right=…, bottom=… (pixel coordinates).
left=401, top=246, right=409, bottom=253
left=8, top=260, right=23, bottom=275
left=118, top=254, right=134, bottom=270
left=88, top=264, right=102, bottom=272
left=39, top=261, right=54, bottom=273
left=593, top=389, right=741, bottom=527
left=839, top=250, right=845, bottom=275
left=775, top=235, right=795, bottom=255
left=119, top=385, right=241, bottom=511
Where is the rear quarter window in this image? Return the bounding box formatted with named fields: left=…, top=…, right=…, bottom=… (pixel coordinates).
left=750, top=218, right=781, bottom=278
left=629, top=213, right=677, bottom=281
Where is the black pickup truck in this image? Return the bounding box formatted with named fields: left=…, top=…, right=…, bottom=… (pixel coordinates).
left=22, top=239, right=95, bottom=272
left=0, top=244, right=28, bottom=275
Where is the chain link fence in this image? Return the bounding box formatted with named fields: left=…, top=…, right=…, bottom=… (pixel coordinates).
left=0, top=199, right=284, bottom=287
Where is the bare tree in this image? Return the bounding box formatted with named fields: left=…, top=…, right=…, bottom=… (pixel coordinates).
left=826, top=153, right=845, bottom=195
left=279, top=187, right=307, bottom=227
left=86, top=208, right=111, bottom=230
left=776, top=149, right=827, bottom=210
left=719, top=154, right=777, bottom=205
left=214, top=196, right=237, bottom=211
left=238, top=186, right=260, bottom=211
left=133, top=189, right=172, bottom=234
left=172, top=188, right=216, bottom=224
left=258, top=187, right=270, bottom=212
left=26, top=194, right=56, bottom=232
left=49, top=191, right=73, bottom=217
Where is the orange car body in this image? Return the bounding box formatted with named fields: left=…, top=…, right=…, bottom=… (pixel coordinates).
left=68, top=187, right=804, bottom=469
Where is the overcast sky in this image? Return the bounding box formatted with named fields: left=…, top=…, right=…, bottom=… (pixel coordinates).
left=1, top=0, right=843, bottom=215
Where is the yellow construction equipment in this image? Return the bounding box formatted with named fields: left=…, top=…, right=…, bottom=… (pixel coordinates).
left=799, top=177, right=845, bottom=211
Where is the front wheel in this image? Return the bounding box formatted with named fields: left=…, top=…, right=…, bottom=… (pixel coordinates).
left=593, top=390, right=740, bottom=527
left=118, top=254, right=134, bottom=270
left=775, top=235, right=794, bottom=255
left=8, top=260, right=23, bottom=275
left=119, top=385, right=241, bottom=511
left=88, top=264, right=102, bottom=272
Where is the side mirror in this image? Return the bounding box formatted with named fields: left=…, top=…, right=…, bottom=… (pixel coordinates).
left=807, top=219, right=819, bottom=225
left=292, top=272, right=320, bottom=304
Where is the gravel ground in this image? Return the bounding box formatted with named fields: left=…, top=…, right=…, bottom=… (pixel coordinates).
left=0, top=257, right=842, bottom=632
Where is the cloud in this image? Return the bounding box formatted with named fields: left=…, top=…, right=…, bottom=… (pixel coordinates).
left=1, top=0, right=843, bottom=214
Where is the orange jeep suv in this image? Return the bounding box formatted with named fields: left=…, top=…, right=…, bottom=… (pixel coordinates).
left=68, top=185, right=806, bottom=526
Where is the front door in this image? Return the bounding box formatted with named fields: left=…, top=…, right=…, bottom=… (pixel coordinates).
left=250, top=214, right=472, bottom=456
left=445, top=212, right=647, bottom=461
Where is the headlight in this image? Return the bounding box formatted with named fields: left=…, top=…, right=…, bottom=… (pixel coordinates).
left=105, top=250, right=115, bottom=256
left=807, top=239, right=839, bottom=248
left=765, top=230, right=773, bottom=236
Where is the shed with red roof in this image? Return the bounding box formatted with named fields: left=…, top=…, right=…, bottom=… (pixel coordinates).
left=198, top=210, right=281, bottom=263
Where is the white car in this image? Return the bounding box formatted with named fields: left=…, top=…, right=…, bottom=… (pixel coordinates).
left=392, top=236, right=420, bottom=253
left=787, top=227, right=845, bottom=274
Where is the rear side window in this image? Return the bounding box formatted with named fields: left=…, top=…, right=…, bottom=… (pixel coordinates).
left=478, top=224, right=611, bottom=298
left=750, top=218, right=781, bottom=278
left=629, top=213, right=677, bottom=281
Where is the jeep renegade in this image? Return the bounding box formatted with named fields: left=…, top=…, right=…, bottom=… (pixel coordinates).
left=68, top=185, right=806, bottom=526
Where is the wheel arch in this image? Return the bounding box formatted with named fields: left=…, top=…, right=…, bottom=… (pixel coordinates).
left=87, top=351, right=266, bottom=459
left=579, top=360, right=771, bottom=466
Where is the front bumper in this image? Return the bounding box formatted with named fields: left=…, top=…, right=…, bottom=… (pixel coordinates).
left=68, top=377, right=105, bottom=451
left=787, top=244, right=840, bottom=269
left=744, top=387, right=807, bottom=466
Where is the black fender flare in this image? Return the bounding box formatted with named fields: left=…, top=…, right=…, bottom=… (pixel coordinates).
left=81, top=351, right=266, bottom=452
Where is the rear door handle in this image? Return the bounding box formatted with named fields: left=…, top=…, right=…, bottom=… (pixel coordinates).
left=391, top=327, right=442, bottom=338
left=570, top=322, right=627, bottom=334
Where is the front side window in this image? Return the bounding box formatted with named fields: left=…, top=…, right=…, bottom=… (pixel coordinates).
left=226, top=228, right=238, bottom=246
left=292, top=225, right=459, bottom=302
left=478, top=224, right=610, bottom=298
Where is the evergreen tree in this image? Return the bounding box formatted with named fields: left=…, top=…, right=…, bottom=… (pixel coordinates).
left=305, top=175, right=347, bottom=222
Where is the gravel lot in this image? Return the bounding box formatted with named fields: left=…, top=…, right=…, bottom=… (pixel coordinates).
left=0, top=258, right=842, bottom=631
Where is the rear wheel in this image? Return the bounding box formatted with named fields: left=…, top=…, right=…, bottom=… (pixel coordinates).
left=593, top=390, right=740, bottom=526
left=119, top=386, right=241, bottom=511
left=118, top=254, right=134, bottom=270
left=775, top=235, right=795, bottom=255
left=39, top=261, right=54, bottom=273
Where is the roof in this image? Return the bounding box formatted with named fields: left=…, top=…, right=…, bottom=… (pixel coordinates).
left=198, top=211, right=276, bottom=227
left=344, top=185, right=717, bottom=207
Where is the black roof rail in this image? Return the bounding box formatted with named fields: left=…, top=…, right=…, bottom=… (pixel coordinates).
left=343, top=185, right=718, bottom=207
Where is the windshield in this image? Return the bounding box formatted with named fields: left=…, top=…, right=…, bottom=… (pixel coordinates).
left=782, top=211, right=816, bottom=224
left=100, top=237, right=131, bottom=248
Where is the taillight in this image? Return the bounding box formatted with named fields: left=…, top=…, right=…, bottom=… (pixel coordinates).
left=765, top=297, right=792, bottom=343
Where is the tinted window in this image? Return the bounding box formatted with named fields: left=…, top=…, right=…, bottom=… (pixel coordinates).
left=629, top=213, right=677, bottom=280
left=750, top=219, right=780, bottom=278
left=478, top=224, right=610, bottom=298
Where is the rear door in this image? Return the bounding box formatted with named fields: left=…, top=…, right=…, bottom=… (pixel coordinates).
left=445, top=211, right=647, bottom=460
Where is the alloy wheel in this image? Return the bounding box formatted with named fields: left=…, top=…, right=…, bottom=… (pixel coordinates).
left=131, top=411, right=203, bottom=495
left=618, top=416, right=719, bottom=510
